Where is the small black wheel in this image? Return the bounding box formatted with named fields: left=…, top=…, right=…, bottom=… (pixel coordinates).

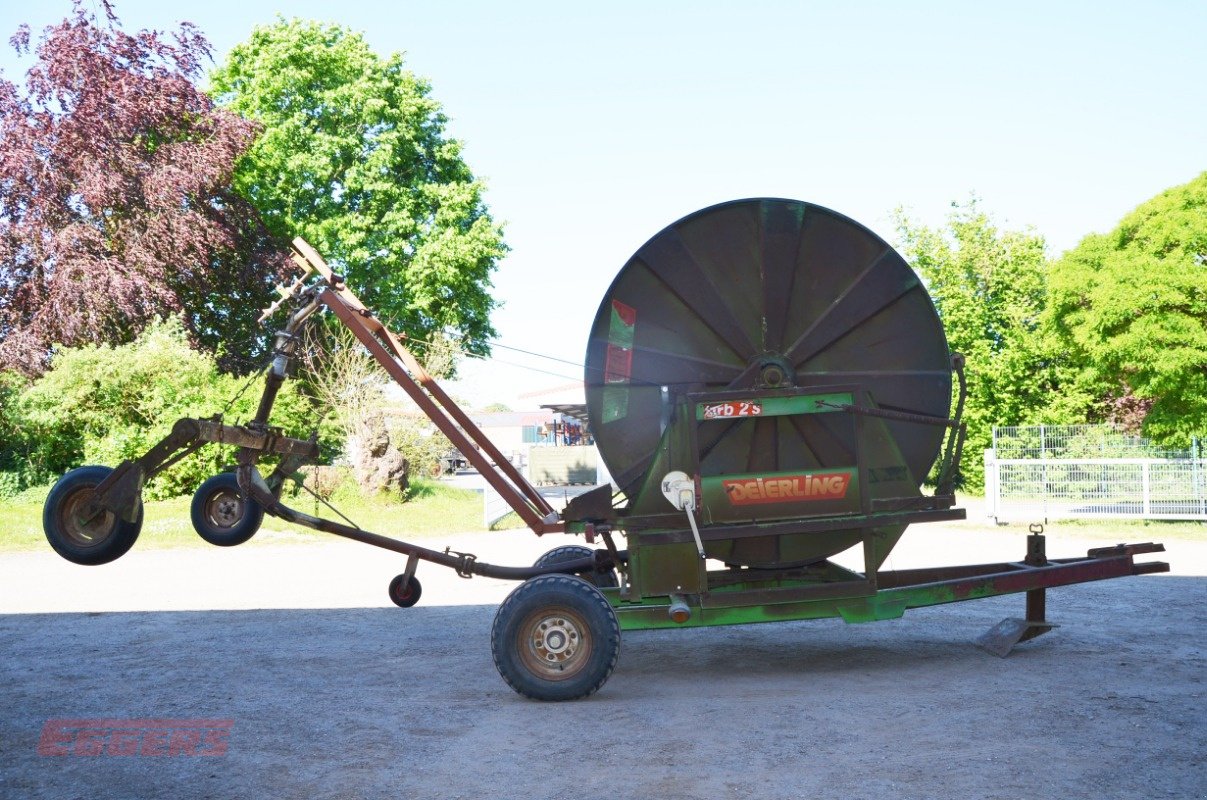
left=491, top=574, right=621, bottom=701
left=388, top=574, right=422, bottom=608
left=190, top=472, right=263, bottom=547
left=43, top=466, right=143, bottom=566
left=533, top=545, right=619, bottom=588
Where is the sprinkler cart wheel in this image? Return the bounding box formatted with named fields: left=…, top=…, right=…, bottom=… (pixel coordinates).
left=491, top=574, right=621, bottom=701
left=533, top=545, right=619, bottom=588
left=190, top=472, right=263, bottom=547
left=387, top=574, right=423, bottom=607
left=43, top=466, right=143, bottom=566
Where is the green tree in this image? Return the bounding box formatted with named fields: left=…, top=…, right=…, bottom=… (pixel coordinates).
left=209, top=19, right=506, bottom=358
left=1047, top=171, right=1207, bottom=445
left=0, top=370, right=31, bottom=496
left=895, top=201, right=1080, bottom=489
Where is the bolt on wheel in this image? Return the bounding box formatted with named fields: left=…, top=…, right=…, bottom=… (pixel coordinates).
left=387, top=574, right=422, bottom=608
left=519, top=609, right=589, bottom=679
left=205, top=490, right=244, bottom=528
left=43, top=466, right=143, bottom=565
left=190, top=472, right=264, bottom=547
left=491, top=574, right=621, bottom=701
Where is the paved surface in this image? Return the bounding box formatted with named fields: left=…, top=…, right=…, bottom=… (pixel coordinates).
left=1, top=516, right=1204, bottom=800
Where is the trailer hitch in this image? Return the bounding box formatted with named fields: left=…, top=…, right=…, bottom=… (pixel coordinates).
left=444, top=547, right=479, bottom=579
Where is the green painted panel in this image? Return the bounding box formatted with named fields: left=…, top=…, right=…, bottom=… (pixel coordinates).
left=695, top=392, right=853, bottom=421
left=700, top=467, right=860, bottom=522
left=602, top=386, right=629, bottom=424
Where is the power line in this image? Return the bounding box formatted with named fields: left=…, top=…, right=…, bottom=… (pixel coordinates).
left=486, top=340, right=584, bottom=370
left=404, top=332, right=585, bottom=381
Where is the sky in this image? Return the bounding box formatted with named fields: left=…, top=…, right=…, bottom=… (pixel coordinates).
left=1, top=1, right=1203, bottom=409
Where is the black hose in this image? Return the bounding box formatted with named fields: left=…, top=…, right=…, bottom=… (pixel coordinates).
left=245, top=476, right=622, bottom=581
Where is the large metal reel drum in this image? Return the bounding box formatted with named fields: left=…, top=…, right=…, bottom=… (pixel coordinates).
left=585, top=198, right=953, bottom=566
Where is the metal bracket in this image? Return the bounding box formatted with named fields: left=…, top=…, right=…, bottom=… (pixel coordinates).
left=976, top=618, right=1059, bottom=657
left=444, top=547, right=478, bottom=579
left=661, top=471, right=706, bottom=559
left=978, top=530, right=1058, bottom=656
left=398, top=553, right=420, bottom=594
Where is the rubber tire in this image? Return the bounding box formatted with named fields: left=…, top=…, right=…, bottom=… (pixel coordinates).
left=43, top=466, right=143, bottom=566
left=388, top=574, right=422, bottom=608
left=491, top=574, right=621, bottom=701
left=533, top=545, right=619, bottom=589
left=190, top=472, right=263, bottom=547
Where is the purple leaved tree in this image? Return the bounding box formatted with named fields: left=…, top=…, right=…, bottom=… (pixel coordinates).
left=0, top=1, right=288, bottom=375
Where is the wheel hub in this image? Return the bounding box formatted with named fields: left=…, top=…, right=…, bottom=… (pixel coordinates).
left=61, top=487, right=115, bottom=546
left=207, top=491, right=243, bottom=529
left=519, top=608, right=591, bottom=680
left=535, top=616, right=579, bottom=662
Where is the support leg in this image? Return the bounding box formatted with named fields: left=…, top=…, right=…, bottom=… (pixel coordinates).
left=976, top=531, right=1058, bottom=656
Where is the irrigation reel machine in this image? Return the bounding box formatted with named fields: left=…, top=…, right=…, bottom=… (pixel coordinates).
left=42, top=199, right=1167, bottom=701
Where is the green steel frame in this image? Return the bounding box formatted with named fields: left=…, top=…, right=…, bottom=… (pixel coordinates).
left=602, top=539, right=1167, bottom=631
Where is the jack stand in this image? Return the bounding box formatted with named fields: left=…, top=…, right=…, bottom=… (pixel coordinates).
left=976, top=526, right=1059, bottom=657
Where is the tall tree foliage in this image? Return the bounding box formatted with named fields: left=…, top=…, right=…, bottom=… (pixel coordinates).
left=209, top=19, right=506, bottom=357
left=0, top=1, right=288, bottom=376
left=1047, top=172, right=1207, bottom=445
left=895, top=201, right=1077, bottom=488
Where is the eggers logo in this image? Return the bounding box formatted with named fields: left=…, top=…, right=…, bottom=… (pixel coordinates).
left=723, top=472, right=851, bottom=505
left=38, top=719, right=232, bottom=757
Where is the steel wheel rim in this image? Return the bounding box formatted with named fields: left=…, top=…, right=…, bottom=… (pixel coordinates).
left=205, top=489, right=244, bottom=530
left=391, top=577, right=415, bottom=603
left=517, top=606, right=591, bottom=681
left=59, top=484, right=116, bottom=548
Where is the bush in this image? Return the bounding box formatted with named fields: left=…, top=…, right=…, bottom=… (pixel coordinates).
left=0, top=371, right=34, bottom=488
left=390, top=417, right=455, bottom=480
left=14, top=318, right=330, bottom=499
left=0, top=471, right=23, bottom=500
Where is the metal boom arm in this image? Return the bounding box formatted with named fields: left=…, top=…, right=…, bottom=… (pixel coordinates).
left=287, top=238, right=563, bottom=535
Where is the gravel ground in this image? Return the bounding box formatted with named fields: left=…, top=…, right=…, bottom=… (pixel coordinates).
left=1, top=513, right=1204, bottom=800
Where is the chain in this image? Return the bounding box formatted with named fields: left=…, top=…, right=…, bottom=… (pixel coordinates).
left=289, top=472, right=361, bottom=530
left=219, top=365, right=269, bottom=421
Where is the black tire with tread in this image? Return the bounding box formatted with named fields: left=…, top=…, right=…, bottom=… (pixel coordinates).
left=43, top=466, right=143, bottom=566
left=491, top=574, right=621, bottom=701
left=190, top=472, right=264, bottom=547
left=533, top=545, right=619, bottom=588
left=388, top=574, right=422, bottom=607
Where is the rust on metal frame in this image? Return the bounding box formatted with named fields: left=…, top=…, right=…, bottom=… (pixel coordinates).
left=289, top=238, right=562, bottom=535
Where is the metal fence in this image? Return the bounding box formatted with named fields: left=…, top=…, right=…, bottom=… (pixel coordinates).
left=987, top=425, right=1206, bottom=522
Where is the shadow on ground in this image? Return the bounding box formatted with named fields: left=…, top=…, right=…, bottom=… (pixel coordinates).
left=1, top=576, right=1203, bottom=800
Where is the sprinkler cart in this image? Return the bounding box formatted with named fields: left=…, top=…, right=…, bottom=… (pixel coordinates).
left=43, top=199, right=1168, bottom=700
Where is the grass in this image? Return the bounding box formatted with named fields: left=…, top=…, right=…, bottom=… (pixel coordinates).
left=0, top=478, right=506, bottom=554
